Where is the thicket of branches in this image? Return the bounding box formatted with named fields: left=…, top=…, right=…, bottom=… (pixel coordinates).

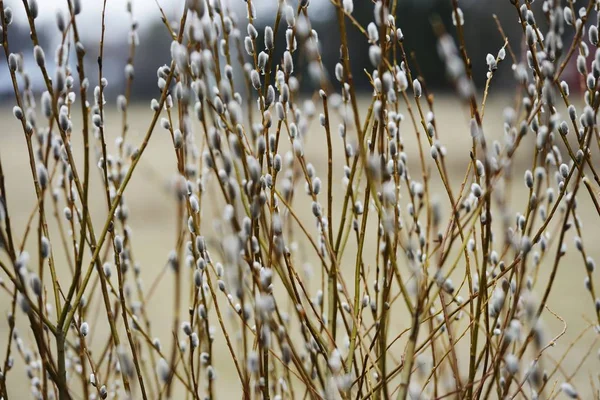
left=0, top=0, right=599, bottom=399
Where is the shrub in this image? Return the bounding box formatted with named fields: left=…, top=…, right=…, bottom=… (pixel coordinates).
left=0, top=0, right=599, bottom=399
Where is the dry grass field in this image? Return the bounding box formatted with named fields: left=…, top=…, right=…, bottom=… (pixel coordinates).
left=0, top=94, right=599, bottom=399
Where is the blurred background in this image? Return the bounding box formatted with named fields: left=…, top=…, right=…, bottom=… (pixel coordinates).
left=0, top=0, right=568, bottom=101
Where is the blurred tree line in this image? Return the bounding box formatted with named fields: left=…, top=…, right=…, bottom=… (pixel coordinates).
left=1, top=1, right=537, bottom=101
left=308, top=0, right=521, bottom=91
left=129, top=0, right=524, bottom=97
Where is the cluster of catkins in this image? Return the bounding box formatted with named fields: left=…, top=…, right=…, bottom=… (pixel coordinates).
left=1, top=0, right=600, bottom=399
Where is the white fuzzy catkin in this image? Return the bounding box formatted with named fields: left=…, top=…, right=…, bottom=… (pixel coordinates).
left=29, top=0, right=38, bottom=19
left=250, top=69, right=261, bottom=90
left=258, top=52, right=268, bottom=72
left=560, top=382, right=578, bottom=399
left=40, top=237, right=50, bottom=258
left=56, top=10, right=66, bottom=32
left=80, top=322, right=89, bottom=337
left=8, top=53, right=17, bottom=71
left=37, top=164, right=48, bottom=190
left=117, top=346, right=134, bottom=378
left=343, top=0, right=353, bottom=14
left=103, top=263, right=112, bottom=278
left=117, top=95, right=127, bottom=112
left=369, top=45, right=382, bottom=67
left=471, top=183, right=482, bottom=198
left=564, top=7, right=573, bottom=26
left=12, top=106, right=23, bottom=120
left=54, top=68, right=66, bottom=93
left=187, top=0, right=206, bottom=17
left=30, top=275, right=42, bottom=296
left=72, top=0, right=82, bottom=15
left=264, top=26, right=274, bottom=50
left=413, top=79, right=422, bottom=98
left=283, top=51, right=293, bottom=74
left=33, top=45, right=45, bottom=67
left=157, top=358, right=170, bottom=383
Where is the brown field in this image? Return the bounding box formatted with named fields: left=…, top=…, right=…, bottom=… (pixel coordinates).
left=0, top=95, right=599, bottom=398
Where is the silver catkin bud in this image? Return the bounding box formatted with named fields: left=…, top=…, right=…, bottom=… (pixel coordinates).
left=59, top=112, right=70, bottom=132
left=99, top=385, right=107, bottom=399
left=560, top=382, right=578, bottom=399
left=583, top=106, right=595, bottom=127
left=247, top=23, right=258, bottom=40
left=559, top=163, right=569, bottom=178
left=577, top=55, right=586, bottom=75
left=41, top=236, right=50, bottom=258
left=4, top=7, right=13, bottom=25
left=117, top=346, right=134, bottom=378
left=244, top=36, right=254, bottom=56
left=8, top=53, right=18, bottom=71
left=283, top=51, right=293, bottom=74
left=590, top=25, right=599, bottom=46
left=471, top=183, right=482, bottom=198
left=72, top=0, right=82, bottom=15
left=194, top=269, right=202, bottom=287
left=196, top=235, right=206, bottom=254
left=265, top=85, right=275, bottom=108
left=92, top=114, right=102, bottom=128
left=521, top=236, right=532, bottom=255
left=273, top=154, right=282, bottom=172
left=33, top=45, right=45, bottom=68
left=187, top=0, right=206, bottom=17
left=265, top=26, right=274, bottom=50
left=117, top=95, right=127, bottom=112
left=157, top=358, right=170, bottom=383
left=181, top=321, right=192, bottom=336
left=430, top=145, right=438, bottom=160
left=568, top=105, right=577, bottom=121
left=173, top=129, right=183, bottom=149
left=54, top=68, right=66, bottom=93
left=524, top=170, right=533, bottom=189
left=312, top=177, right=321, bottom=195
left=258, top=51, right=268, bottom=72
left=250, top=69, right=261, bottom=90
left=114, top=235, right=123, bottom=253
left=56, top=10, right=66, bottom=32
left=586, top=257, right=596, bottom=272
left=37, top=164, right=48, bottom=189
left=125, top=64, right=134, bottom=80
left=29, top=0, right=39, bottom=19
left=369, top=45, right=382, bottom=67
left=413, top=79, right=422, bottom=98
left=368, top=23, right=379, bottom=43
left=504, top=354, right=519, bottom=375
left=103, top=263, right=112, bottom=278
left=476, top=160, right=485, bottom=177
left=564, top=7, right=573, bottom=26
left=284, top=5, right=295, bottom=26
left=558, top=121, right=569, bottom=136
left=80, top=322, right=89, bottom=337
left=343, top=0, right=353, bottom=14
left=30, top=275, right=42, bottom=297
left=13, top=106, right=23, bottom=121
left=525, top=25, right=535, bottom=46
